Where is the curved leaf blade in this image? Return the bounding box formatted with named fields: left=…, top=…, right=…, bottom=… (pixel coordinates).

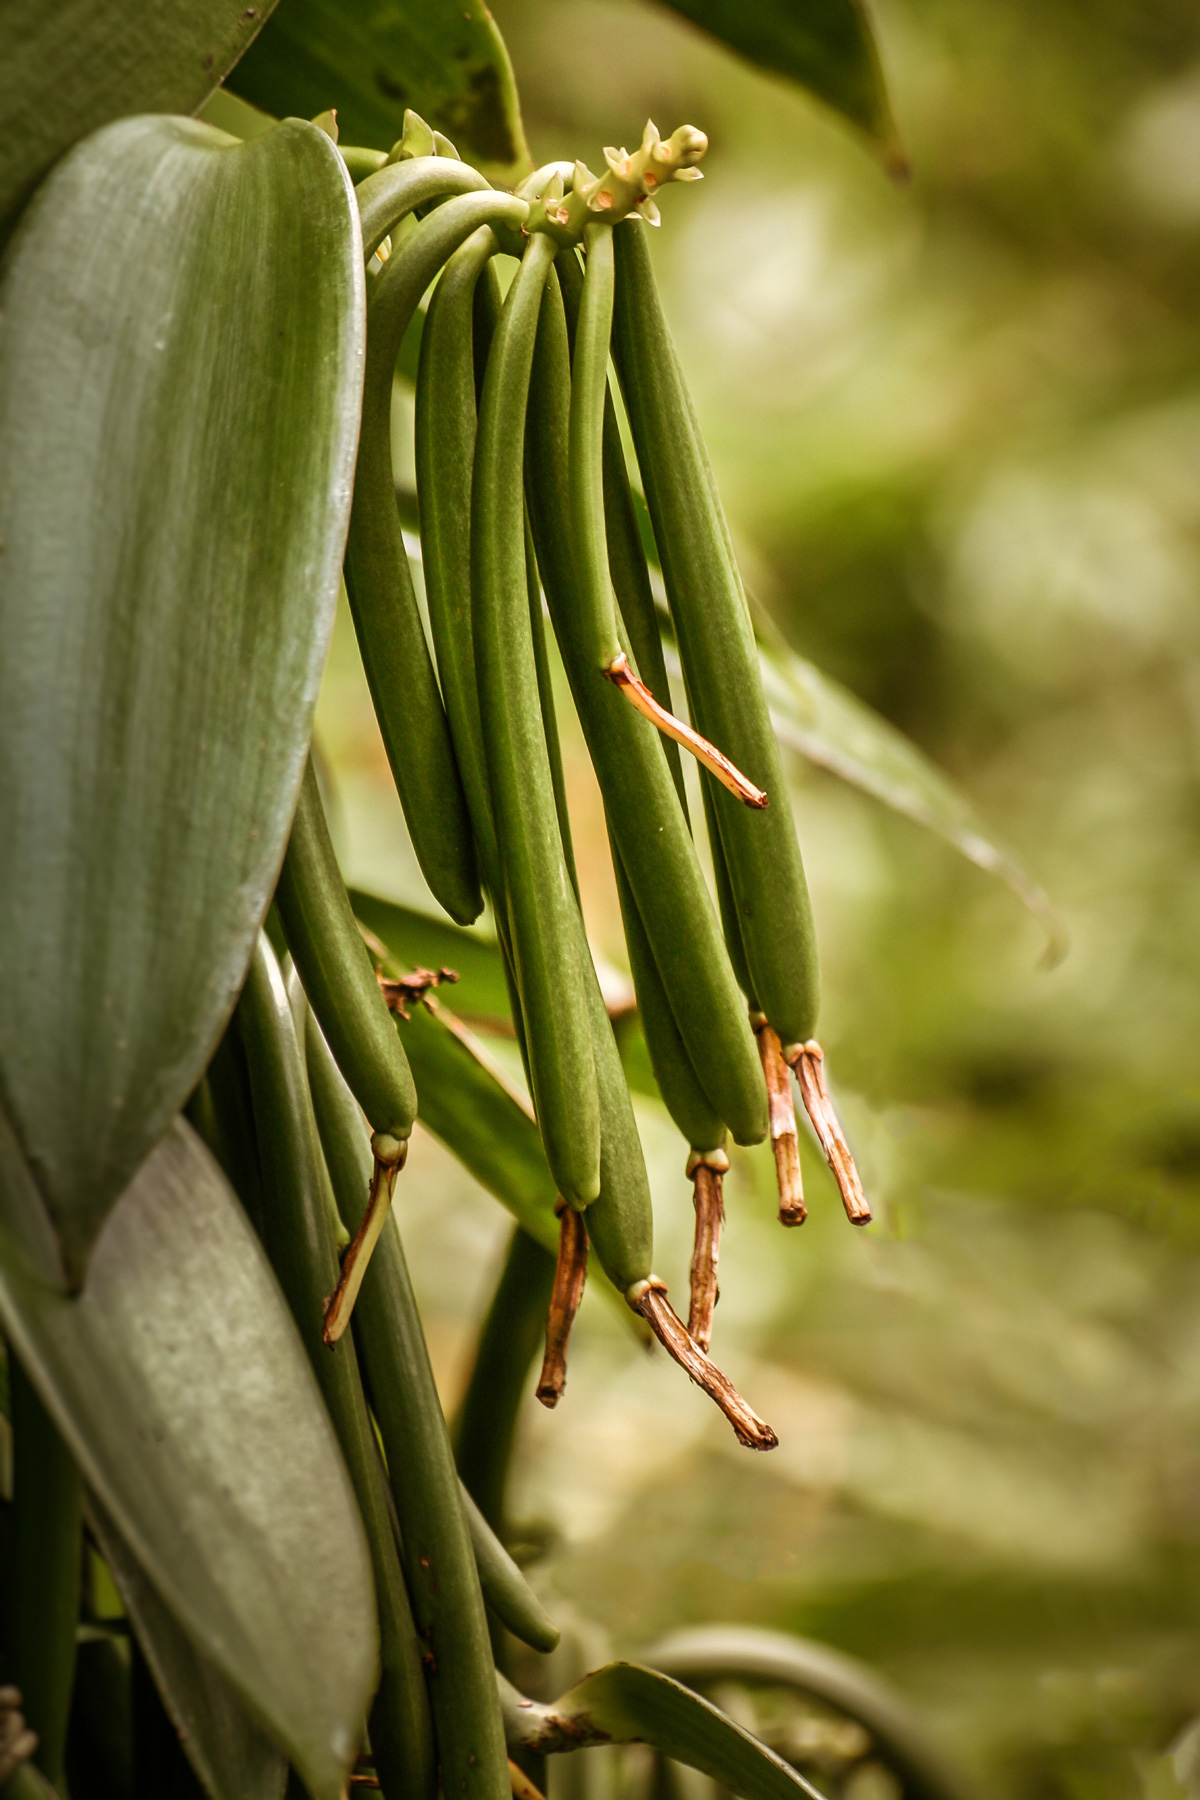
left=647, top=1626, right=972, bottom=1800
left=88, top=1495, right=287, bottom=1800
left=231, top=0, right=532, bottom=182
left=661, top=0, right=903, bottom=170
left=0, top=1112, right=376, bottom=1799
left=0, top=0, right=280, bottom=236
left=500, top=1663, right=828, bottom=1800
left=748, top=607, right=1068, bottom=963
left=0, top=115, right=365, bottom=1283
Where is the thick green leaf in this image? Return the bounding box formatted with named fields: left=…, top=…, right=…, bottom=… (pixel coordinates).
left=748, top=607, right=1067, bottom=962
left=0, top=1111, right=376, bottom=1799
left=0, top=115, right=364, bottom=1284
left=0, top=0, right=280, bottom=236
left=661, top=0, right=902, bottom=169
left=88, top=1495, right=287, bottom=1800
left=231, top=0, right=531, bottom=181
left=647, top=1626, right=972, bottom=1800
left=499, top=1663, right=826, bottom=1800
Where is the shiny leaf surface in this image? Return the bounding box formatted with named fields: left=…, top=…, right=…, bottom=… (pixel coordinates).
left=0, top=1113, right=376, bottom=1799
left=0, top=0, right=279, bottom=236
left=0, top=115, right=364, bottom=1283
left=89, top=1495, right=288, bottom=1800
left=231, top=0, right=531, bottom=181
left=661, top=0, right=902, bottom=168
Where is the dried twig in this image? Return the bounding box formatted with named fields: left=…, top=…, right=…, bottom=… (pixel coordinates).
left=323, top=1134, right=407, bottom=1346
left=786, top=1039, right=870, bottom=1225
left=603, top=653, right=767, bottom=808
left=686, top=1149, right=727, bottom=1352
left=509, top=1759, right=548, bottom=1800
left=629, top=1279, right=777, bottom=1450
left=754, top=1018, right=805, bottom=1225
left=536, top=1203, right=589, bottom=1407
left=378, top=965, right=458, bottom=1018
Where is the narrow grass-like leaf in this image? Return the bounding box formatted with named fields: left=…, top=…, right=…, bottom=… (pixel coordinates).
left=231, top=0, right=532, bottom=182
left=0, top=0, right=280, bottom=236
left=0, top=1111, right=375, bottom=1799
left=748, top=608, right=1067, bottom=962
left=661, top=0, right=903, bottom=169
left=0, top=115, right=364, bottom=1284
left=499, top=1662, right=827, bottom=1800
left=88, top=1495, right=287, bottom=1800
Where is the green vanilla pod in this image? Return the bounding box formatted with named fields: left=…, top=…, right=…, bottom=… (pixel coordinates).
left=567, top=222, right=624, bottom=668
left=346, top=190, right=527, bottom=927
left=355, top=154, right=492, bottom=263
left=471, top=227, right=601, bottom=1209
left=525, top=273, right=767, bottom=1147
left=341, top=146, right=389, bottom=186
left=278, top=759, right=417, bottom=1145
left=525, top=515, right=579, bottom=901
left=458, top=1482, right=560, bottom=1656
left=416, top=226, right=504, bottom=893
left=276, top=758, right=416, bottom=1340
left=452, top=1227, right=558, bottom=1533
left=236, top=937, right=436, bottom=1800
left=303, top=1010, right=512, bottom=1800
left=611, top=220, right=820, bottom=1049
left=612, top=851, right=724, bottom=1154
left=9, top=1355, right=82, bottom=1792
left=553, top=248, right=686, bottom=809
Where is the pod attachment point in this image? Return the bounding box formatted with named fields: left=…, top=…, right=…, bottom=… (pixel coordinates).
left=754, top=1018, right=806, bottom=1226
left=627, top=1278, right=777, bottom=1451
left=536, top=1202, right=590, bottom=1409
left=323, top=1135, right=408, bottom=1346
left=785, top=1040, right=870, bottom=1225
left=685, top=1147, right=728, bottom=1353
left=602, top=653, right=768, bottom=808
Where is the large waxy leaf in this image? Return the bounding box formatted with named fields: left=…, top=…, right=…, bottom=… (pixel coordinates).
left=231, top=0, right=532, bottom=181
left=89, top=1495, right=287, bottom=1800
left=0, top=0, right=280, bottom=237
left=500, top=1663, right=826, bottom=1800
left=0, top=1111, right=376, bottom=1799
left=661, top=0, right=903, bottom=170
left=0, top=115, right=364, bottom=1284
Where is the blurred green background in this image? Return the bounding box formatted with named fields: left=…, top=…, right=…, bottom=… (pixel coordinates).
left=312, top=2, right=1200, bottom=1795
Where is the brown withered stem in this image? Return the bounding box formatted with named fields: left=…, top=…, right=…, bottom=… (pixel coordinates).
left=686, top=1150, right=726, bottom=1352
left=377, top=964, right=458, bottom=1019
left=786, top=1039, right=870, bottom=1225
left=630, top=1279, right=777, bottom=1450
left=602, top=653, right=768, bottom=809
left=536, top=1203, right=589, bottom=1408
left=508, top=1761, right=548, bottom=1800
left=323, top=1137, right=407, bottom=1346
left=754, top=1018, right=805, bottom=1225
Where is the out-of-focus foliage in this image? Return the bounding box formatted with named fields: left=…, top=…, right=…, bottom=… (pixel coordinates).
left=230, top=0, right=532, bottom=182
left=313, top=1, right=1200, bottom=1797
